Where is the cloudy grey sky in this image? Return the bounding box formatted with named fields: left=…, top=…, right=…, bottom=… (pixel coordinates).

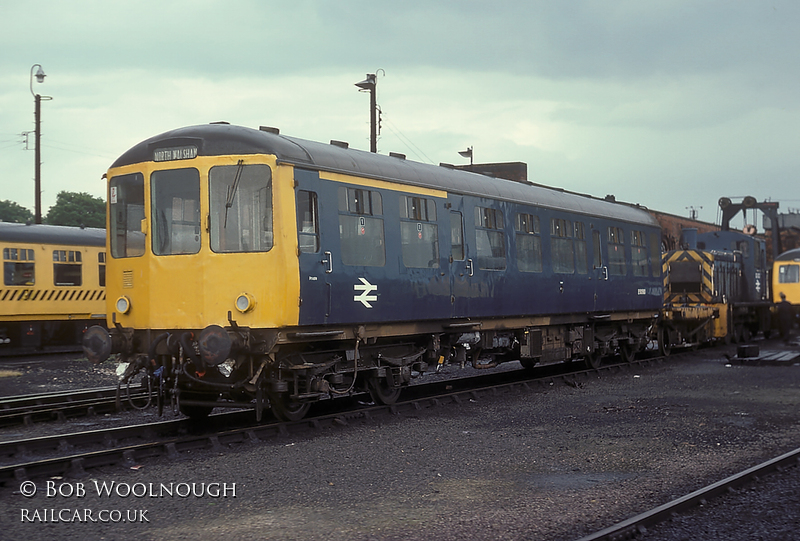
left=1, top=0, right=798, bottom=226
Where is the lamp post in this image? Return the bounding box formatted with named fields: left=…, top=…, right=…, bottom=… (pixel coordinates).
left=355, top=73, right=378, bottom=153
left=30, top=64, right=51, bottom=224
left=458, top=146, right=473, bottom=169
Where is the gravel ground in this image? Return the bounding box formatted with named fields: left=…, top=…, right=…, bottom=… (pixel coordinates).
left=642, top=460, right=800, bottom=541
left=0, top=354, right=119, bottom=396
left=0, top=343, right=798, bottom=541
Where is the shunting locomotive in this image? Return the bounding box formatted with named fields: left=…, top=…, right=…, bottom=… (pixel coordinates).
left=83, top=122, right=664, bottom=420
left=660, top=227, right=772, bottom=351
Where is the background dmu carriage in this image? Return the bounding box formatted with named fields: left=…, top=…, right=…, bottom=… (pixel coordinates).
left=84, top=123, right=663, bottom=420
left=1, top=223, right=106, bottom=351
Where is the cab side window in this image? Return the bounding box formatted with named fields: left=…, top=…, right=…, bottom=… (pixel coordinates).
left=297, top=190, right=320, bottom=254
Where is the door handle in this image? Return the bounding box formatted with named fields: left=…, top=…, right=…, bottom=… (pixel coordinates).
left=602, top=266, right=608, bottom=280
left=322, top=251, right=333, bottom=274
left=466, top=258, right=474, bottom=277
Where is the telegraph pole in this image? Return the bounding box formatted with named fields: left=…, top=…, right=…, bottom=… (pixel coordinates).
left=34, top=93, right=42, bottom=223
left=355, top=73, right=378, bottom=153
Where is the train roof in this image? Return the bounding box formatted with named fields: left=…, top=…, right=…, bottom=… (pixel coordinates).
left=776, top=248, right=800, bottom=262
left=0, top=222, right=105, bottom=247
left=697, top=230, right=764, bottom=246
left=112, top=123, right=659, bottom=227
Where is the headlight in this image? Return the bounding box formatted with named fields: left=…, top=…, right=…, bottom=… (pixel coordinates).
left=235, top=293, right=255, bottom=313
left=116, top=296, right=131, bottom=314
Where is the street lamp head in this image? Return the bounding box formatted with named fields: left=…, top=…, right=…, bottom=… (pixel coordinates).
left=355, top=73, right=376, bottom=91
left=30, top=64, right=47, bottom=97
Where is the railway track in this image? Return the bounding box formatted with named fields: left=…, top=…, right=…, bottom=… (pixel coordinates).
left=0, top=345, right=84, bottom=359
left=0, top=385, right=149, bottom=428
left=576, top=447, right=800, bottom=541
left=0, top=354, right=669, bottom=486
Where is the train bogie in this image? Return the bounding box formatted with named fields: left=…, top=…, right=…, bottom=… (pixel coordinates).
left=86, top=123, right=664, bottom=420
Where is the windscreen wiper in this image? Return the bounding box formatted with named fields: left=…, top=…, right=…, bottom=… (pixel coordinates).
left=224, top=159, right=245, bottom=227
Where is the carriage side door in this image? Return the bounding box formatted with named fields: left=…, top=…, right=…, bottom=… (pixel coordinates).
left=295, top=168, right=339, bottom=326
left=591, top=227, right=608, bottom=312
left=448, top=196, right=472, bottom=318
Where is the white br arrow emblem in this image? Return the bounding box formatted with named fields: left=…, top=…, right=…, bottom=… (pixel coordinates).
left=354, top=277, right=378, bottom=308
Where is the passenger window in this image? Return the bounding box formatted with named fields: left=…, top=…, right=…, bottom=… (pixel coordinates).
left=607, top=226, right=626, bottom=276
left=209, top=162, right=273, bottom=253
left=3, top=248, right=35, bottom=286
left=53, top=250, right=82, bottom=286
left=515, top=212, right=542, bottom=273
left=339, top=187, right=382, bottom=215
left=297, top=190, right=319, bottom=254
left=551, top=218, right=574, bottom=274
left=399, top=195, right=439, bottom=268
left=109, top=173, right=145, bottom=258
left=631, top=230, right=648, bottom=277
left=152, top=168, right=201, bottom=255
left=474, top=206, right=506, bottom=271
left=450, top=212, right=464, bottom=261
left=338, top=187, right=385, bottom=267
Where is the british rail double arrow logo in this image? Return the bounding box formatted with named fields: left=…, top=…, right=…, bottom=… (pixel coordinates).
left=354, top=278, right=378, bottom=308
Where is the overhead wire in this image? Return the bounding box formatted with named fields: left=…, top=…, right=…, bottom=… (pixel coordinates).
left=380, top=113, right=436, bottom=165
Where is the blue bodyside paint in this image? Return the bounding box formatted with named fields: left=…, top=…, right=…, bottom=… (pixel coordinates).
left=296, top=173, right=663, bottom=325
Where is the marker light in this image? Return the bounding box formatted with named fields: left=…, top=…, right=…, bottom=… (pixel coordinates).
left=235, top=293, right=255, bottom=313
left=116, top=296, right=131, bottom=314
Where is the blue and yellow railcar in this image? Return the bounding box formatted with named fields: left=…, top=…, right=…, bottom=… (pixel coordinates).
left=85, top=123, right=664, bottom=420
left=1, top=223, right=106, bottom=350
left=773, top=248, right=800, bottom=314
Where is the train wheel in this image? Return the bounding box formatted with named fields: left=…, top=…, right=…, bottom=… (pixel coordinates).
left=270, top=393, right=311, bottom=422
left=177, top=392, right=214, bottom=420
left=584, top=351, right=602, bottom=370
left=658, top=327, right=672, bottom=357
left=519, top=358, right=537, bottom=370
left=367, top=375, right=402, bottom=405
left=620, top=342, right=637, bottom=363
